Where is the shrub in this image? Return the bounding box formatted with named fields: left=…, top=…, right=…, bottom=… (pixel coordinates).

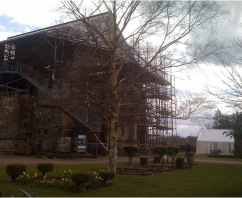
left=140, top=157, right=149, bottom=166
left=151, top=145, right=168, bottom=158
left=168, top=145, right=180, bottom=170
left=6, top=164, right=26, bottom=182
left=88, top=172, right=104, bottom=190
left=175, top=157, right=184, bottom=169
left=117, top=144, right=121, bottom=151
left=123, top=145, right=139, bottom=166
left=167, top=145, right=180, bottom=156
left=71, top=173, right=91, bottom=187
left=37, top=163, right=54, bottom=176
left=154, top=156, right=160, bottom=164
left=123, top=145, right=139, bottom=154
left=98, top=170, right=115, bottom=183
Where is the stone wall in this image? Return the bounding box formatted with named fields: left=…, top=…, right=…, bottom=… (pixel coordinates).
left=0, top=92, right=78, bottom=154
left=0, top=93, right=21, bottom=153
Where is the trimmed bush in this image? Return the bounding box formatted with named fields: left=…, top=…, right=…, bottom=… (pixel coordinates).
left=168, top=145, right=180, bottom=170
left=71, top=173, right=91, bottom=187
left=151, top=145, right=168, bottom=158
left=37, top=163, right=54, bottom=176
left=175, top=157, right=184, bottom=169
left=117, top=144, right=121, bottom=151
left=123, top=145, right=139, bottom=154
left=140, top=157, right=149, bottom=166
left=167, top=145, right=180, bottom=156
left=98, top=170, right=115, bottom=183
left=154, top=156, right=160, bottom=164
left=123, top=145, right=139, bottom=166
left=6, top=164, right=26, bottom=182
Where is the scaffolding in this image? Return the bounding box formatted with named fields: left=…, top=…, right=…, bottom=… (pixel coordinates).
left=0, top=13, right=177, bottom=155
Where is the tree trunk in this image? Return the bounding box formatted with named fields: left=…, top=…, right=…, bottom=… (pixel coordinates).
left=161, top=155, right=164, bottom=172
left=171, top=157, right=174, bottom=171
left=108, top=116, right=119, bottom=172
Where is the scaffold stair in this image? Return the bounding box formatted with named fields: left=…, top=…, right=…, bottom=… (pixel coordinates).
left=0, top=61, right=48, bottom=90
left=0, top=61, right=94, bottom=131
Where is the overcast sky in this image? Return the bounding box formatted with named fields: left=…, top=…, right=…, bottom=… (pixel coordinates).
left=1, top=1, right=242, bottom=137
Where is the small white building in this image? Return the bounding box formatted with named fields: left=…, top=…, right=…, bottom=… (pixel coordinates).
left=196, top=128, right=234, bottom=155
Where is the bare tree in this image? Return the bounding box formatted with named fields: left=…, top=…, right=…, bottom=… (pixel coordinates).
left=206, top=65, right=242, bottom=110
left=205, top=38, right=242, bottom=158
left=176, top=90, right=216, bottom=120
left=58, top=0, right=228, bottom=172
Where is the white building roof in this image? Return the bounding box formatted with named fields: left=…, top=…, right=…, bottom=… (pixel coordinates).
left=197, top=128, right=234, bottom=143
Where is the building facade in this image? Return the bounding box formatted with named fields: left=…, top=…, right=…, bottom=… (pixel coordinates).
left=0, top=13, right=175, bottom=155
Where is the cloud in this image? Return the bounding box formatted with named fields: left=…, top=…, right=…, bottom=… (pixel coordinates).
left=24, top=27, right=30, bottom=32
left=188, top=2, right=242, bottom=66
left=0, top=31, right=22, bottom=41
left=176, top=119, right=201, bottom=137
left=0, top=0, right=63, bottom=28
left=0, top=25, right=6, bottom=30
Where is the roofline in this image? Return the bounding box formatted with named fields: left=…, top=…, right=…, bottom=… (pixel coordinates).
left=0, top=12, right=110, bottom=44
left=197, top=140, right=234, bottom=143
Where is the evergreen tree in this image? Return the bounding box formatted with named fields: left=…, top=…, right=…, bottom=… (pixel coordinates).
left=212, top=109, right=233, bottom=129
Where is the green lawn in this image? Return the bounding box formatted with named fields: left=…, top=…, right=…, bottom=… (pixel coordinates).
left=0, top=162, right=242, bottom=197
left=194, top=154, right=242, bottom=162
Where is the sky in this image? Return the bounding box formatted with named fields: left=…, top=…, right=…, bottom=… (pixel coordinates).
left=0, top=0, right=65, bottom=41
left=1, top=1, right=242, bottom=137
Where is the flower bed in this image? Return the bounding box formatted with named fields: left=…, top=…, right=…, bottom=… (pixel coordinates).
left=6, top=164, right=114, bottom=193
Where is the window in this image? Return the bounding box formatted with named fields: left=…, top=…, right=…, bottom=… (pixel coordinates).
left=4, top=43, right=16, bottom=61
left=214, top=143, right=218, bottom=150
left=210, top=143, right=218, bottom=150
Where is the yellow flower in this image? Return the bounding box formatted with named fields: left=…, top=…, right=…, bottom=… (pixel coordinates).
left=66, top=178, right=68, bottom=181
left=99, top=177, right=102, bottom=180
left=95, top=176, right=98, bottom=179
left=64, top=171, right=66, bottom=173
left=23, top=172, right=26, bottom=175
left=27, top=174, right=29, bottom=177
left=69, top=169, right=72, bottom=173
left=21, top=176, right=23, bottom=178
left=93, top=171, right=96, bottom=175
left=53, top=178, right=55, bottom=181
left=35, top=173, right=37, bottom=178
left=62, top=178, right=64, bottom=181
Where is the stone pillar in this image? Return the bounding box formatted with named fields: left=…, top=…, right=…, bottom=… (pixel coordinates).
left=133, top=124, right=137, bottom=146
left=188, top=152, right=194, bottom=168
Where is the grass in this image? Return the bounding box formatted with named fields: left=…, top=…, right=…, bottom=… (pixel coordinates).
left=0, top=161, right=242, bottom=197
left=194, top=153, right=242, bottom=162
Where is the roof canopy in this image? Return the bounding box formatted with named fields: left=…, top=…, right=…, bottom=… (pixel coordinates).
left=197, top=128, right=234, bottom=143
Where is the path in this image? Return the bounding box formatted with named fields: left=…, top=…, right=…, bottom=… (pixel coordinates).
left=1, top=155, right=242, bottom=165
left=194, top=158, right=242, bottom=165
left=0, top=155, right=136, bottom=165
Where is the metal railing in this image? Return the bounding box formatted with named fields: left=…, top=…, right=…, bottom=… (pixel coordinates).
left=61, top=106, right=101, bottom=131
left=0, top=61, right=48, bottom=90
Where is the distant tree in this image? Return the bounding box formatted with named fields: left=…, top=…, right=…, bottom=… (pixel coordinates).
left=223, top=111, right=242, bottom=158
left=212, top=109, right=233, bottom=129
left=176, top=91, right=215, bottom=120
